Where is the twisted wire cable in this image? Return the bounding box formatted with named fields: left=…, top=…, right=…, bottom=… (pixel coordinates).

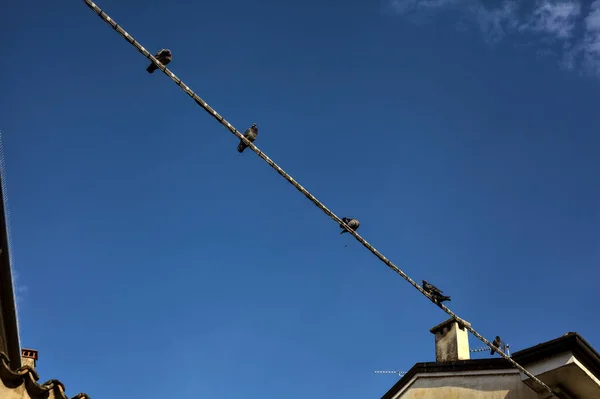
left=81, top=1, right=561, bottom=396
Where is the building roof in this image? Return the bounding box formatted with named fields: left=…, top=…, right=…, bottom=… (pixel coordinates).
left=0, top=351, right=90, bottom=399
left=381, top=332, right=600, bottom=399
left=0, top=165, right=21, bottom=369
left=515, top=332, right=600, bottom=379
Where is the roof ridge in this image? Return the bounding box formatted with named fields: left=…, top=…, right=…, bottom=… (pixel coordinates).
left=0, top=351, right=91, bottom=399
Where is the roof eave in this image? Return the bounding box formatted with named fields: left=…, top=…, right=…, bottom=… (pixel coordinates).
left=0, top=169, right=21, bottom=369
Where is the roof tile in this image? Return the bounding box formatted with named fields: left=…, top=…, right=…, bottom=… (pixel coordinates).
left=0, top=351, right=91, bottom=399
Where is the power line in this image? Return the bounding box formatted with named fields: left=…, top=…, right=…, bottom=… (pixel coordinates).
left=374, top=370, right=407, bottom=376
left=471, top=343, right=511, bottom=356
left=470, top=346, right=492, bottom=353
left=80, top=1, right=561, bottom=397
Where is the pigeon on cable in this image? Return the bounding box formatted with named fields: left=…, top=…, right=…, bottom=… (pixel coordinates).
left=340, top=217, right=360, bottom=234
left=146, top=49, right=172, bottom=74
left=422, top=280, right=451, bottom=303
left=237, top=123, right=258, bottom=153
left=491, top=336, right=502, bottom=355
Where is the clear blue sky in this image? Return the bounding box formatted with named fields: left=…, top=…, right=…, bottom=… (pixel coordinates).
left=2, top=0, right=599, bottom=398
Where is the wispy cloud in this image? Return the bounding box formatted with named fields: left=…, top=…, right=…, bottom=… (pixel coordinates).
left=519, top=1, right=581, bottom=39
left=582, top=0, right=600, bottom=75
left=11, top=268, right=29, bottom=309
left=389, top=0, right=600, bottom=79
left=389, top=0, right=462, bottom=14
left=472, top=1, right=520, bottom=43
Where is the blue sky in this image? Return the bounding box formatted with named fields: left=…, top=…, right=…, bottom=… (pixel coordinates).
left=1, top=0, right=599, bottom=398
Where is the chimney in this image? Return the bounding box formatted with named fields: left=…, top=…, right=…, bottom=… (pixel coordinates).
left=430, top=318, right=470, bottom=362
left=21, top=349, right=38, bottom=369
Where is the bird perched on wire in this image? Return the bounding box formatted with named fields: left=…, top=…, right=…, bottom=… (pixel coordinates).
left=340, top=217, right=360, bottom=234
left=237, top=123, right=258, bottom=153
left=146, top=49, right=172, bottom=74
left=422, top=280, right=451, bottom=303
left=491, top=336, right=502, bottom=355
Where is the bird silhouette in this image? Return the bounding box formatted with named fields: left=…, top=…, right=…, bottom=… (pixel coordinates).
left=491, top=336, right=502, bottom=355
left=146, top=49, right=172, bottom=74
left=422, top=280, right=451, bottom=303
left=340, top=217, right=360, bottom=234
left=238, top=123, right=258, bottom=153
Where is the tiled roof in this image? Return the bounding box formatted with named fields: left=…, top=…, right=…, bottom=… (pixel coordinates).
left=0, top=351, right=90, bottom=399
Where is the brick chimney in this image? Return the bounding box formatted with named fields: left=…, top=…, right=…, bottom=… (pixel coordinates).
left=430, top=318, right=470, bottom=362
left=21, top=349, right=38, bottom=369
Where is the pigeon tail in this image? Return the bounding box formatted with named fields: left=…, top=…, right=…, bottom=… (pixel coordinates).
left=490, top=349, right=496, bottom=355
left=146, top=63, right=158, bottom=73
left=436, top=295, right=451, bottom=303
left=340, top=229, right=347, bottom=234
left=237, top=142, right=247, bottom=153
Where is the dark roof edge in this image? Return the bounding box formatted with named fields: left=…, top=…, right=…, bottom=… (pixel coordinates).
left=381, top=332, right=600, bottom=399
left=0, top=351, right=90, bottom=399
left=511, top=332, right=600, bottom=380
left=0, top=167, right=21, bottom=369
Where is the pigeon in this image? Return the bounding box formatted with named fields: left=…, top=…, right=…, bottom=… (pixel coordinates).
left=146, top=49, right=172, bottom=74
left=237, top=123, right=259, bottom=153
left=491, top=336, right=502, bottom=355
left=422, top=280, right=451, bottom=303
left=340, top=217, right=360, bottom=234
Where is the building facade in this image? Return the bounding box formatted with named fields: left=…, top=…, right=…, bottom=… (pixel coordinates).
left=381, top=318, right=600, bottom=399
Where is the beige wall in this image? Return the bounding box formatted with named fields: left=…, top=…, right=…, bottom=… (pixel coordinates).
left=0, top=379, right=30, bottom=399
left=394, top=371, right=539, bottom=399
left=0, top=377, right=69, bottom=399
left=0, top=356, right=72, bottom=399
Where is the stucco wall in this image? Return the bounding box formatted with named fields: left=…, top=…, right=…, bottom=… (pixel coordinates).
left=0, top=377, right=68, bottom=399
left=0, top=353, right=75, bottom=399
left=0, top=378, right=30, bottom=399
left=396, top=372, right=538, bottom=399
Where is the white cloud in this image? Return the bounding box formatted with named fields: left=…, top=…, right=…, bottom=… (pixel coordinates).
left=389, top=0, right=463, bottom=14
left=520, top=1, right=581, bottom=39
left=472, top=1, right=519, bottom=43
left=389, top=0, right=600, bottom=79
left=582, top=0, right=600, bottom=75
left=11, top=268, right=28, bottom=308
